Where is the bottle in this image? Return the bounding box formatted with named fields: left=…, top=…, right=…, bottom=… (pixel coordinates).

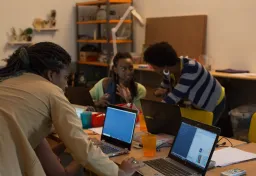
left=96, top=7, right=106, bottom=20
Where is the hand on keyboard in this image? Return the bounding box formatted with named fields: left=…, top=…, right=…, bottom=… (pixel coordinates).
left=119, top=157, right=145, bottom=176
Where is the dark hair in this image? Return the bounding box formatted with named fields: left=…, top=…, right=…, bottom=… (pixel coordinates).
left=112, top=52, right=138, bottom=101
left=144, top=42, right=179, bottom=67
left=0, top=42, right=71, bottom=81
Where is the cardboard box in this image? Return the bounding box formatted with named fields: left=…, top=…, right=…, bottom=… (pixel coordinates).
left=79, top=52, right=99, bottom=62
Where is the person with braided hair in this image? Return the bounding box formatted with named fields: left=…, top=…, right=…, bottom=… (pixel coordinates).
left=90, top=52, right=146, bottom=109
left=0, top=42, right=143, bottom=176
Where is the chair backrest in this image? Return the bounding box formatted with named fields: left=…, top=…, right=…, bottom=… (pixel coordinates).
left=249, top=113, right=256, bottom=143
left=65, top=87, right=94, bottom=106
left=180, top=107, right=213, bottom=125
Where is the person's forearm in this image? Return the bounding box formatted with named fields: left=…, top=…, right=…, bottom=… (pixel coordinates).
left=52, top=142, right=66, bottom=156
left=118, top=169, right=126, bottom=176
left=64, top=161, right=82, bottom=176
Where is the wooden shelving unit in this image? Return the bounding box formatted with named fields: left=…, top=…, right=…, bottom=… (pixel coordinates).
left=78, top=61, right=108, bottom=67
left=7, top=41, right=33, bottom=45
left=77, top=61, right=154, bottom=72
left=76, top=0, right=133, bottom=83
left=76, top=0, right=132, bottom=6
left=77, top=39, right=132, bottom=44
left=34, top=28, right=59, bottom=32
left=77, top=19, right=132, bottom=24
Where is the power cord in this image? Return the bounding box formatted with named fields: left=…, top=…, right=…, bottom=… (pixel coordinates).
left=216, top=137, right=233, bottom=148
left=156, top=142, right=172, bottom=151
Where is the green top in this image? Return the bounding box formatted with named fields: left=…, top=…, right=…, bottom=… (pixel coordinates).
left=90, top=78, right=147, bottom=109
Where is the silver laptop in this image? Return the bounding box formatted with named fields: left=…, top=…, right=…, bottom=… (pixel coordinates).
left=138, top=118, right=220, bottom=176
left=91, top=105, right=138, bottom=157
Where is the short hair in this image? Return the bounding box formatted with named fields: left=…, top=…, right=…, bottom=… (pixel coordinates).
left=143, top=42, right=179, bottom=67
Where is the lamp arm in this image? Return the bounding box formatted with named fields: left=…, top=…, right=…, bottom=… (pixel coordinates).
left=110, top=6, right=135, bottom=68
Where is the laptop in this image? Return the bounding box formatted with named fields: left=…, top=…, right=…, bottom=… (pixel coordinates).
left=141, top=99, right=182, bottom=136
left=138, top=118, right=221, bottom=176
left=65, top=87, right=95, bottom=107
left=66, top=87, right=106, bottom=113
left=91, top=105, right=138, bottom=157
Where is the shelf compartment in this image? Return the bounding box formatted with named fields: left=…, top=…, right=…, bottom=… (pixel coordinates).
left=77, top=0, right=132, bottom=6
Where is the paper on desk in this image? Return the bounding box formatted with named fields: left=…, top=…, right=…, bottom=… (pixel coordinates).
left=88, top=127, right=103, bottom=135
left=212, top=147, right=256, bottom=167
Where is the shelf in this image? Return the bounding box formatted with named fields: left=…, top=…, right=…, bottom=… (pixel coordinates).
left=77, top=20, right=132, bottom=24
left=78, top=61, right=108, bottom=67
left=7, top=41, right=33, bottom=45
left=77, top=0, right=132, bottom=6
left=133, top=64, right=154, bottom=72
left=77, top=39, right=132, bottom=44
left=34, top=28, right=59, bottom=32
left=77, top=61, right=154, bottom=72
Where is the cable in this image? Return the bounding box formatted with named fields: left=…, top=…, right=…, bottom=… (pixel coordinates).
left=216, top=137, right=233, bottom=148
left=156, top=142, right=172, bottom=151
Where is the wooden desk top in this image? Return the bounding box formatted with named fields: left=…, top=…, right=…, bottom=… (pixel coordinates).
left=49, top=127, right=252, bottom=175
left=85, top=130, right=255, bottom=175
left=133, top=64, right=256, bottom=81
left=210, top=71, right=256, bottom=81
left=85, top=129, right=247, bottom=165
left=207, top=143, right=256, bottom=176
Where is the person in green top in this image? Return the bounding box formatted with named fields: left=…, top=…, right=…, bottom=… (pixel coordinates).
left=90, top=52, right=146, bottom=109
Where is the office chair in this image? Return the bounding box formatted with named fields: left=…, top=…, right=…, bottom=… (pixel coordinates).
left=180, top=107, right=213, bottom=126
left=248, top=113, right=256, bottom=143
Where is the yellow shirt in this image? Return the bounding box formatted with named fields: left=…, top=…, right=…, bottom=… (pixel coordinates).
left=0, top=73, right=118, bottom=176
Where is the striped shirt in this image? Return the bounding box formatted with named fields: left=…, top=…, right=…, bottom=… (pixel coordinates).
left=163, top=58, right=222, bottom=112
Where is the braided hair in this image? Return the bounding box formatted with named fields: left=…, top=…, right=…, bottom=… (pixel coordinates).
left=0, top=42, right=71, bottom=82
left=112, top=52, right=138, bottom=102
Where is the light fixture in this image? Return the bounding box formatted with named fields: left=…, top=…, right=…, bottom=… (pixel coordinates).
left=110, top=6, right=144, bottom=68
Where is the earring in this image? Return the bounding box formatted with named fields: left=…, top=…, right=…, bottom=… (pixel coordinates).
left=163, top=69, right=170, bottom=76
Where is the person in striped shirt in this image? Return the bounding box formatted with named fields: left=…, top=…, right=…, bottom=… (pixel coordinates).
left=144, top=42, right=225, bottom=124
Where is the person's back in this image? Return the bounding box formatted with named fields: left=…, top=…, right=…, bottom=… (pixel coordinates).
left=0, top=42, right=142, bottom=176
left=0, top=73, right=62, bottom=175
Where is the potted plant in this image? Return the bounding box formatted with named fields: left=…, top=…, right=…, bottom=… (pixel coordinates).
left=24, top=28, right=33, bottom=41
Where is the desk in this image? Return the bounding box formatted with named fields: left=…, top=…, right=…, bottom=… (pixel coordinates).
left=210, top=71, right=256, bottom=81
left=85, top=130, right=254, bottom=175
left=207, top=143, right=256, bottom=176
left=85, top=129, right=247, bottom=166
left=133, top=64, right=256, bottom=81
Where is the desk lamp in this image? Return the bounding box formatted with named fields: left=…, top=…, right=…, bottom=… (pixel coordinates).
left=110, top=6, right=144, bottom=69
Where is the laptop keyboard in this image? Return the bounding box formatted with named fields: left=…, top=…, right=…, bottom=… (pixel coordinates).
left=144, top=158, right=191, bottom=176
left=100, top=144, right=120, bottom=154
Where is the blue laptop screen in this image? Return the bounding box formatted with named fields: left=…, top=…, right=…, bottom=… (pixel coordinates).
left=171, top=122, right=217, bottom=169
left=102, top=107, right=137, bottom=143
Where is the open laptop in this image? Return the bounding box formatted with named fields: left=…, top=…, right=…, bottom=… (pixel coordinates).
left=141, top=99, right=182, bottom=136
left=91, top=105, right=138, bottom=157
left=65, top=87, right=95, bottom=107
left=138, top=118, right=221, bottom=176
left=66, top=87, right=106, bottom=113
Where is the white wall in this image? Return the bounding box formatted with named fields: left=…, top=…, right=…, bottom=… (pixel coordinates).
left=2, top=0, right=256, bottom=72
left=133, top=0, right=256, bottom=72
left=0, top=0, right=89, bottom=67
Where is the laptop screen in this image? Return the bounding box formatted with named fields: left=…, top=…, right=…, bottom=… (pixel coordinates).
left=102, top=106, right=137, bottom=144
left=75, top=107, right=84, bottom=118
left=170, top=122, right=217, bottom=170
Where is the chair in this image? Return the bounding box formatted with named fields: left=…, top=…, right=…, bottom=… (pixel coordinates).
left=248, top=113, right=256, bottom=143
left=65, top=87, right=92, bottom=106
left=180, top=107, right=213, bottom=126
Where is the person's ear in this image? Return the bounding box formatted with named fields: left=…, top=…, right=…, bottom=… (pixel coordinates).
left=47, top=70, right=54, bottom=82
